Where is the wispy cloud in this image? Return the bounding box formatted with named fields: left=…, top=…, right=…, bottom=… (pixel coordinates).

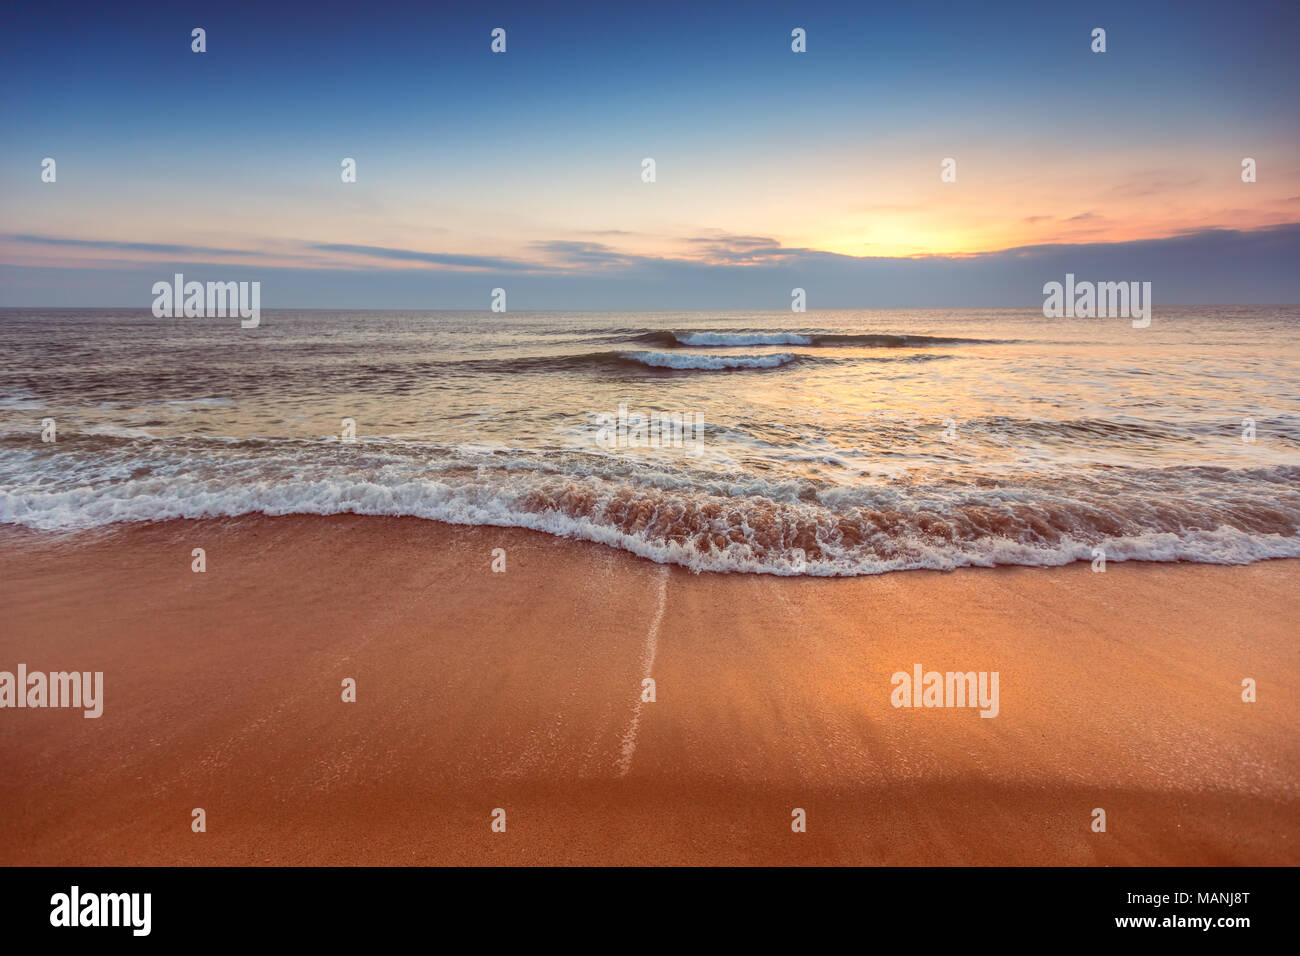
left=5, top=222, right=1297, bottom=308
left=5, top=225, right=1299, bottom=309
left=5, top=234, right=251, bottom=257
left=529, top=240, right=645, bottom=268
left=681, top=233, right=802, bottom=264
left=309, top=243, right=533, bottom=271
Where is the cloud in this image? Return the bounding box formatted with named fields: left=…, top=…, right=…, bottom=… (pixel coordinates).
left=681, top=233, right=800, bottom=264
left=5, top=224, right=1298, bottom=308
left=308, top=243, right=533, bottom=271
left=529, top=240, right=644, bottom=268
left=4, top=234, right=251, bottom=257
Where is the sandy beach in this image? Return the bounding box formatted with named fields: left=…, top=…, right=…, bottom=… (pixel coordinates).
left=0, top=514, right=1296, bottom=866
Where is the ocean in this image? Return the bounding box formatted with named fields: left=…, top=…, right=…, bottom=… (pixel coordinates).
left=1, top=306, right=1297, bottom=575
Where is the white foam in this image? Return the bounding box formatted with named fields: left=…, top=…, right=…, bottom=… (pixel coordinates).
left=674, top=332, right=813, bottom=346
left=3, top=462, right=1297, bottom=576
left=622, top=351, right=798, bottom=370
left=82, top=424, right=156, bottom=439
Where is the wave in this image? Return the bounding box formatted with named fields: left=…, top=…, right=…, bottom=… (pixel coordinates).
left=619, top=350, right=799, bottom=370
left=629, top=330, right=1013, bottom=348
left=662, top=331, right=812, bottom=346
left=482, top=349, right=942, bottom=373
left=421, top=350, right=809, bottom=374
left=2, top=440, right=1296, bottom=576
left=2, top=345, right=949, bottom=402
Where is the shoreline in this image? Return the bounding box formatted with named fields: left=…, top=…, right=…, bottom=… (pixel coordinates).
left=1, top=514, right=1297, bottom=865
left=2, top=512, right=1296, bottom=580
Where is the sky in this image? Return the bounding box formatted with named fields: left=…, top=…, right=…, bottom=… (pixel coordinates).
left=2, top=0, right=1298, bottom=308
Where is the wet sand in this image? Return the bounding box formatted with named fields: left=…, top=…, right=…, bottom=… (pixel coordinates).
left=0, top=515, right=1296, bottom=865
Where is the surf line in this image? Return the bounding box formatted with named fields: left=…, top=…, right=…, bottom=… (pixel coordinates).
left=617, top=564, right=669, bottom=777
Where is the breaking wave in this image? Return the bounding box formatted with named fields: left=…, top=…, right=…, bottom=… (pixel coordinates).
left=619, top=350, right=799, bottom=370
left=2, top=437, right=1296, bottom=576
left=629, top=330, right=1013, bottom=348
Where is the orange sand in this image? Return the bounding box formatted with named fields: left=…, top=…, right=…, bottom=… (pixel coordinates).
left=0, top=515, right=1296, bottom=865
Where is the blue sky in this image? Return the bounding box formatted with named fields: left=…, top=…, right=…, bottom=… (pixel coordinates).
left=2, top=0, right=1298, bottom=307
